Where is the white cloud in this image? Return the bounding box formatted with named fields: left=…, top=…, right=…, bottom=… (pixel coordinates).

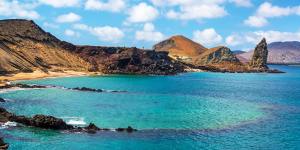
left=92, top=26, right=124, bottom=42
left=73, top=23, right=89, bottom=30
left=256, top=2, right=291, bottom=18
left=193, top=28, right=223, bottom=46
left=245, top=2, right=300, bottom=27
left=166, top=4, right=227, bottom=20
left=151, top=0, right=227, bottom=21
left=225, top=34, right=243, bottom=46
left=244, top=16, right=268, bottom=27
left=226, top=31, right=300, bottom=47
left=39, top=0, right=81, bottom=8
left=64, top=29, right=80, bottom=37
left=0, top=0, right=40, bottom=19
left=135, top=23, right=164, bottom=42
left=43, top=22, right=59, bottom=29
left=126, top=3, right=159, bottom=23
left=56, top=13, right=81, bottom=23
left=151, top=0, right=226, bottom=6
left=73, top=24, right=124, bottom=42
left=85, top=0, right=125, bottom=12
left=229, top=0, right=252, bottom=7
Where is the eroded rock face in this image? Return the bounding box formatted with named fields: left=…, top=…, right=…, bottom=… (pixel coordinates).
left=195, top=46, right=240, bottom=65
left=60, top=43, right=185, bottom=75
left=249, top=38, right=268, bottom=69
left=0, top=19, right=91, bottom=74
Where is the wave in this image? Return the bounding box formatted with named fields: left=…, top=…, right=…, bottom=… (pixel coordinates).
left=0, top=87, right=27, bottom=93
left=0, top=121, right=17, bottom=129
left=62, top=117, right=87, bottom=126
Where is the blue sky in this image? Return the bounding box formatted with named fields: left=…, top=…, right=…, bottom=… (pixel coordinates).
left=1, top=0, right=300, bottom=51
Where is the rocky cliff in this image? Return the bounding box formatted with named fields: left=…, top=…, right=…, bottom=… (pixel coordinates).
left=0, top=19, right=91, bottom=75
left=249, top=38, right=268, bottom=69
left=195, top=46, right=240, bottom=65
left=61, top=42, right=184, bottom=75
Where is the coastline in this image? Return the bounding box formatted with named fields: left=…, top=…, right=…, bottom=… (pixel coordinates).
left=0, top=70, right=102, bottom=86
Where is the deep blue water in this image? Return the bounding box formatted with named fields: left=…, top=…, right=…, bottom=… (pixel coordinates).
left=0, top=65, right=300, bottom=149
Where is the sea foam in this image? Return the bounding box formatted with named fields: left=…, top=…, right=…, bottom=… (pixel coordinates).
left=0, top=121, right=17, bottom=129
left=63, top=117, right=87, bottom=126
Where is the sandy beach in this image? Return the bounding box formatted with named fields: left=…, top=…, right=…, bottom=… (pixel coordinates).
left=0, top=70, right=101, bottom=86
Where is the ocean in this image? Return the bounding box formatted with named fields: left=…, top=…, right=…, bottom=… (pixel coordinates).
left=0, top=65, right=300, bottom=149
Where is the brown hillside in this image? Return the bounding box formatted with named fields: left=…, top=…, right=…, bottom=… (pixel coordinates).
left=153, top=35, right=207, bottom=63
left=0, top=19, right=91, bottom=75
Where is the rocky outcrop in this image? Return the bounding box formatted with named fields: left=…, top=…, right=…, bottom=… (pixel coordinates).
left=249, top=38, right=268, bottom=69
left=116, top=126, right=137, bottom=133
left=0, top=107, right=73, bottom=130
left=0, top=138, right=8, bottom=150
left=0, top=107, right=137, bottom=133
left=195, top=46, right=240, bottom=65
left=72, top=87, right=103, bottom=92
left=61, top=43, right=185, bottom=75
left=238, top=41, right=300, bottom=65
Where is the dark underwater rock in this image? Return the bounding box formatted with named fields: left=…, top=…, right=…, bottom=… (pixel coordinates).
left=116, top=126, right=137, bottom=133
left=0, top=138, right=8, bottom=150
left=72, top=87, right=103, bottom=92
left=0, top=98, right=5, bottom=103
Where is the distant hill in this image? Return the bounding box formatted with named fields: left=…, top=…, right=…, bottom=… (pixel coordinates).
left=238, top=41, right=300, bottom=64
left=153, top=35, right=207, bottom=64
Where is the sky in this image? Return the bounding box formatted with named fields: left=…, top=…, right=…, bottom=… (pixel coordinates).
left=1, top=0, right=300, bottom=51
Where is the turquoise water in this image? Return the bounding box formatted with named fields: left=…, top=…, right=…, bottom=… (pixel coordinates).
left=1, top=65, right=300, bottom=149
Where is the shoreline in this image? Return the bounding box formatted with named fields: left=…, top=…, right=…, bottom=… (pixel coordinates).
left=0, top=64, right=285, bottom=87
left=0, top=70, right=102, bottom=87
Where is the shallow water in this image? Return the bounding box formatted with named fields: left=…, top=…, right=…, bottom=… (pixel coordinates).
left=1, top=65, right=300, bottom=149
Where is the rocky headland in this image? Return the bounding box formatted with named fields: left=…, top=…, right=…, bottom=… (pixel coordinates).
left=154, top=36, right=283, bottom=73
left=0, top=19, right=284, bottom=81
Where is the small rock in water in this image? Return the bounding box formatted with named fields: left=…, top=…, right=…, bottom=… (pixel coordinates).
left=0, top=137, right=9, bottom=150
left=72, top=87, right=103, bottom=92
left=116, top=126, right=137, bottom=133
left=0, top=98, right=5, bottom=102
left=85, top=123, right=100, bottom=130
